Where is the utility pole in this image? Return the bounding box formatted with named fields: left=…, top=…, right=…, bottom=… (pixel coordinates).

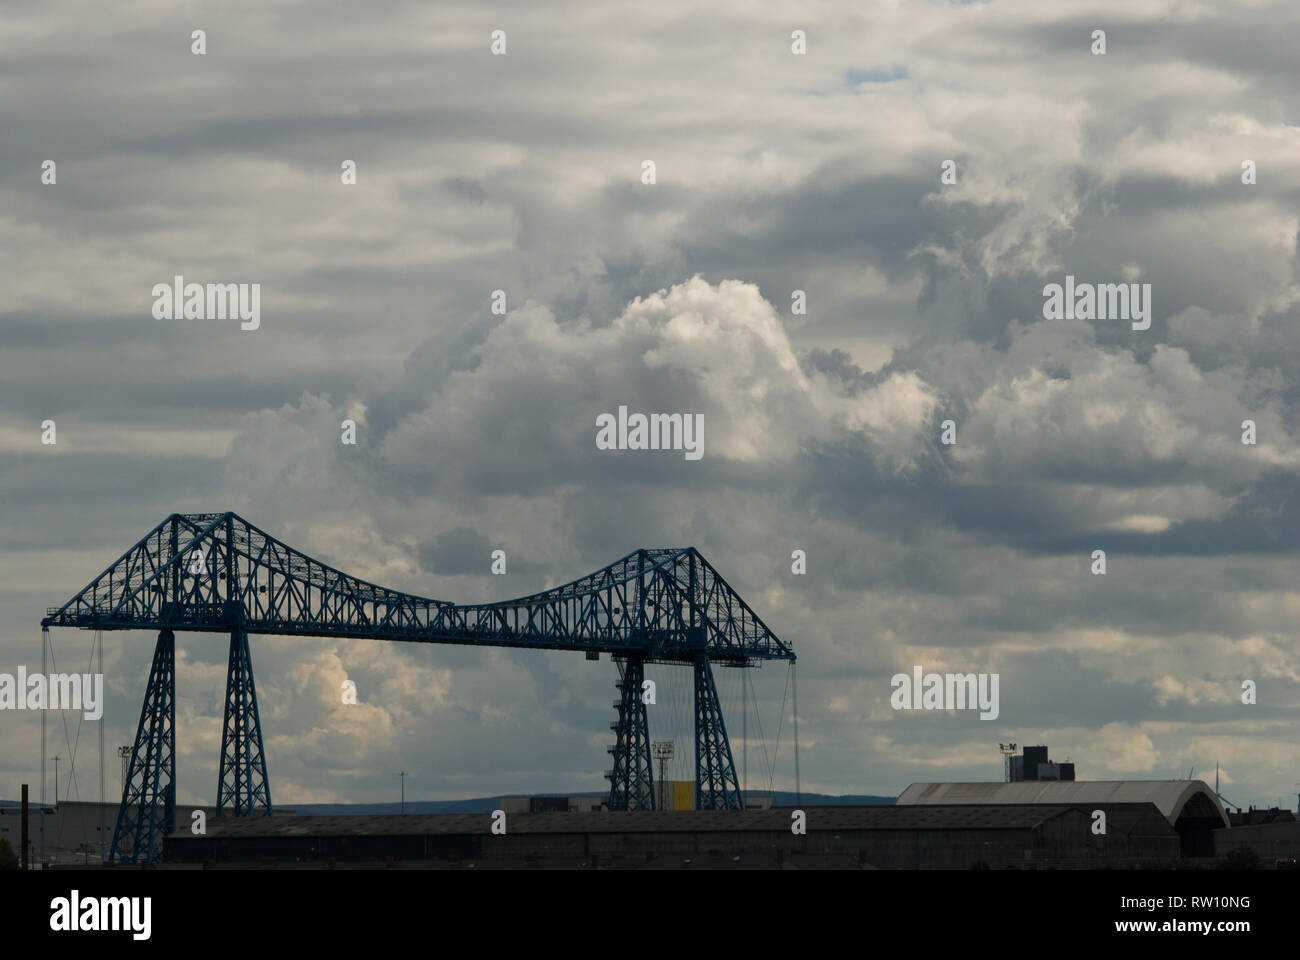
left=20, top=784, right=29, bottom=871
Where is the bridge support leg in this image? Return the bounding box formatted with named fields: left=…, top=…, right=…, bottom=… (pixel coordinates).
left=110, top=629, right=176, bottom=863
left=606, top=655, right=654, bottom=811
left=694, top=653, right=742, bottom=810
left=216, top=626, right=272, bottom=816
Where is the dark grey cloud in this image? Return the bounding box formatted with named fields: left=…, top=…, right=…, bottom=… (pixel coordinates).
left=3, top=0, right=1299, bottom=811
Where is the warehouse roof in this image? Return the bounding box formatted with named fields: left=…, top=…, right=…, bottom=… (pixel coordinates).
left=897, top=780, right=1229, bottom=829
left=172, top=802, right=1175, bottom=839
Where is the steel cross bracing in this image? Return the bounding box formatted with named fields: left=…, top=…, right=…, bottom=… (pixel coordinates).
left=606, top=656, right=655, bottom=811
left=41, top=513, right=794, bottom=855
left=41, top=513, right=452, bottom=641
left=109, top=629, right=176, bottom=864
left=693, top=653, right=743, bottom=809
left=41, top=513, right=793, bottom=663
left=216, top=627, right=271, bottom=816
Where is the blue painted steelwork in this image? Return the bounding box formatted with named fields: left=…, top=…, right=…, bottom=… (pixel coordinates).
left=217, top=626, right=271, bottom=817
left=109, top=629, right=176, bottom=863
left=694, top=652, right=742, bottom=809
left=43, top=513, right=794, bottom=852
left=606, top=655, right=654, bottom=810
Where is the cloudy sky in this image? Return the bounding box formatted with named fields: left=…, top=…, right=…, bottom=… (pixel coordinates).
left=2, top=0, right=1298, bottom=812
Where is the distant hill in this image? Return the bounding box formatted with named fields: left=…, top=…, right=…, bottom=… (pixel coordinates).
left=768, top=792, right=894, bottom=807
left=0, top=792, right=896, bottom=815
left=289, top=791, right=894, bottom=816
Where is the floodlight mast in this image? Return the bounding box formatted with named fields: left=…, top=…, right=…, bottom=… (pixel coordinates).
left=653, top=740, right=674, bottom=810
left=998, top=743, right=1018, bottom=782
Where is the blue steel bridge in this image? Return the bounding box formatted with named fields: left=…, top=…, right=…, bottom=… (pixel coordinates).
left=41, top=512, right=795, bottom=862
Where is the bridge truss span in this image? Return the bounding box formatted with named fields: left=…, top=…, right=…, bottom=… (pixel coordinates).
left=40, top=512, right=795, bottom=862
left=42, top=513, right=452, bottom=639
left=441, top=545, right=792, bottom=663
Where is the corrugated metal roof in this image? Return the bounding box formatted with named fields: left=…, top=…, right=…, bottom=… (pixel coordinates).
left=173, top=804, right=1122, bottom=839
left=897, top=780, right=1229, bottom=828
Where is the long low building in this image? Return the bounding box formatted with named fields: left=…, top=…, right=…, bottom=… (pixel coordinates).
left=162, top=804, right=1181, bottom=868
left=897, top=780, right=1230, bottom=857
left=1214, top=820, right=1300, bottom=864
left=1, top=800, right=227, bottom=866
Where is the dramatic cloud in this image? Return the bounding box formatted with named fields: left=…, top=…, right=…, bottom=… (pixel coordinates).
left=3, top=0, right=1298, bottom=811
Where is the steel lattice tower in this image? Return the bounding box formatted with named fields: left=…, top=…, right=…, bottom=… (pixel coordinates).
left=216, top=626, right=272, bottom=816
left=606, top=655, right=655, bottom=810
left=694, top=652, right=743, bottom=809
left=43, top=512, right=794, bottom=852
left=109, top=629, right=176, bottom=863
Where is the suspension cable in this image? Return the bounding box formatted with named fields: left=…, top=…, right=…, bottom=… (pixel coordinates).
left=41, top=628, right=47, bottom=864
left=741, top=665, right=747, bottom=803
left=792, top=660, right=800, bottom=805
left=98, top=630, right=105, bottom=862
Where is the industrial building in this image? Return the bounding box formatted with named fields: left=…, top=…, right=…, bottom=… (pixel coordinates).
left=1227, top=806, right=1295, bottom=827
left=897, top=780, right=1230, bottom=857
left=11, top=778, right=1290, bottom=869
left=498, top=789, right=772, bottom=814
left=1214, top=820, right=1300, bottom=864
left=3, top=800, right=239, bottom=867
left=500, top=796, right=606, bottom=814
left=161, top=802, right=1186, bottom=868
left=1006, top=745, right=1075, bottom=782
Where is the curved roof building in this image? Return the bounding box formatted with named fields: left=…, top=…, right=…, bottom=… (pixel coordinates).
left=897, top=780, right=1231, bottom=854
